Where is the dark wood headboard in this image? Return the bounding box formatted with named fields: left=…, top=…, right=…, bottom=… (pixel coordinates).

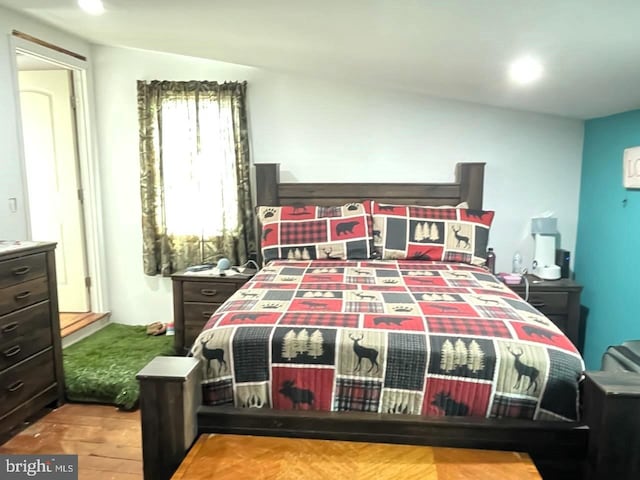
left=255, top=162, right=485, bottom=209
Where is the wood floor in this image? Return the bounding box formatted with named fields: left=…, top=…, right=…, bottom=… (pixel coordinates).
left=0, top=404, right=142, bottom=480
left=0, top=404, right=541, bottom=480
left=173, top=433, right=541, bottom=480
left=60, top=312, right=109, bottom=338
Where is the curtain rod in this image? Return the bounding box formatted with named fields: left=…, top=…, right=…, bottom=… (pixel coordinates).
left=12, top=30, right=87, bottom=62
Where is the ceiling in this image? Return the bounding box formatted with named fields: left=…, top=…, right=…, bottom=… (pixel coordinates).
left=3, top=0, right=640, bottom=119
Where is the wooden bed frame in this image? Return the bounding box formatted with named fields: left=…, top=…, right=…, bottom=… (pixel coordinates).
left=137, top=163, right=640, bottom=480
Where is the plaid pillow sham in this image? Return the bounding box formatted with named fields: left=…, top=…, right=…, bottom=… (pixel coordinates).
left=257, top=203, right=374, bottom=263
left=371, top=202, right=495, bottom=265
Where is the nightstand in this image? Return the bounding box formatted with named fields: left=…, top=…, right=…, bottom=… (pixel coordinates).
left=508, top=275, right=584, bottom=353
left=172, top=270, right=255, bottom=354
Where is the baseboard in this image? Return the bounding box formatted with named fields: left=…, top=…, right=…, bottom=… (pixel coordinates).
left=62, top=313, right=112, bottom=348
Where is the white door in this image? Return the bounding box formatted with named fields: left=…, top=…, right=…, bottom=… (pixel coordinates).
left=18, top=69, right=90, bottom=312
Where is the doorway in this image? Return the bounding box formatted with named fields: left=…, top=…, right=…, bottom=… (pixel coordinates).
left=12, top=37, right=109, bottom=339
left=17, top=58, right=90, bottom=315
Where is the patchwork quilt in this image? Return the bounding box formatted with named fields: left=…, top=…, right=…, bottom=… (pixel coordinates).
left=192, top=260, right=584, bottom=421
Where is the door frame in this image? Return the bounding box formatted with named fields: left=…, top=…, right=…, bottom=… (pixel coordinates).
left=9, top=35, right=109, bottom=314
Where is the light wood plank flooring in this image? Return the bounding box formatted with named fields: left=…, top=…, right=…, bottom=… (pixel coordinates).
left=1, top=404, right=541, bottom=480
left=0, top=404, right=142, bottom=480
left=60, top=312, right=109, bottom=338
left=172, top=433, right=541, bottom=480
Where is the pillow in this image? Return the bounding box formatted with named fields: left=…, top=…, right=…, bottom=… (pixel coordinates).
left=372, top=202, right=495, bottom=265
left=257, top=203, right=374, bottom=263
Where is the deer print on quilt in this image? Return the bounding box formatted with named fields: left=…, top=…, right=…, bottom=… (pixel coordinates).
left=192, top=260, right=584, bottom=421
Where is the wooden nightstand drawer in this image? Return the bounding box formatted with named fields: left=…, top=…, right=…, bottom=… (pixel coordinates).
left=173, top=270, right=255, bottom=353
left=184, top=302, right=222, bottom=326
left=183, top=281, right=237, bottom=303
left=0, top=302, right=52, bottom=371
left=524, top=292, right=569, bottom=314
left=0, top=348, right=55, bottom=417
left=0, top=253, right=46, bottom=289
left=0, top=277, right=49, bottom=316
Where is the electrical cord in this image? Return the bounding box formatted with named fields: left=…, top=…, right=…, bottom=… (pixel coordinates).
left=233, top=259, right=260, bottom=273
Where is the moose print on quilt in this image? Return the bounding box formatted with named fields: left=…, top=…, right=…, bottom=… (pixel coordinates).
left=192, top=260, right=584, bottom=422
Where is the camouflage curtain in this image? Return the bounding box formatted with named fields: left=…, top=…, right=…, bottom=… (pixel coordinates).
left=138, top=80, right=255, bottom=276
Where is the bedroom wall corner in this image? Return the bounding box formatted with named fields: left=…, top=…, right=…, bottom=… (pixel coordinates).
left=576, top=109, right=640, bottom=369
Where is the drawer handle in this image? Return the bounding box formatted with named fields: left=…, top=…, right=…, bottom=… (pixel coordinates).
left=201, top=311, right=214, bottom=318
left=2, top=322, right=18, bottom=333
left=14, top=291, right=31, bottom=300
left=11, top=266, right=31, bottom=276
left=3, top=345, right=21, bottom=358
left=530, top=301, right=546, bottom=308
left=200, top=289, right=218, bottom=296
left=7, top=381, right=24, bottom=393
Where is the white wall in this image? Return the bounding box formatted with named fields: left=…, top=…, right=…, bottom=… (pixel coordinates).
left=0, top=5, right=91, bottom=239
left=93, top=45, right=584, bottom=325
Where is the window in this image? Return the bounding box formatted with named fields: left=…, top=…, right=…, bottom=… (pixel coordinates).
left=161, top=96, right=239, bottom=236
left=138, top=81, right=254, bottom=275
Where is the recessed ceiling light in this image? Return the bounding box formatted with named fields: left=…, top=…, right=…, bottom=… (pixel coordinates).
left=508, top=56, right=543, bottom=85
left=78, top=0, right=105, bottom=15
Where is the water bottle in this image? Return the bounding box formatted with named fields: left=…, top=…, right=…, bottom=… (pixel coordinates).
left=512, top=252, right=523, bottom=274
left=486, top=248, right=496, bottom=274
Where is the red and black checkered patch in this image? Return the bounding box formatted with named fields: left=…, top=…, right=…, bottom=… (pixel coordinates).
left=490, top=394, right=537, bottom=419
left=279, top=312, right=360, bottom=328
left=426, top=316, right=512, bottom=338
left=202, top=379, right=234, bottom=406
left=443, top=251, right=473, bottom=264
left=280, top=220, right=328, bottom=244
left=333, top=378, right=382, bottom=412
left=408, top=206, right=458, bottom=220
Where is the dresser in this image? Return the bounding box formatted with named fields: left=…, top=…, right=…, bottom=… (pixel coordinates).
left=509, top=276, right=584, bottom=353
left=172, top=270, right=255, bottom=354
left=0, top=242, right=63, bottom=438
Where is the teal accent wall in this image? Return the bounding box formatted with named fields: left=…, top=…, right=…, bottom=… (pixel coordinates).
left=576, top=110, right=640, bottom=369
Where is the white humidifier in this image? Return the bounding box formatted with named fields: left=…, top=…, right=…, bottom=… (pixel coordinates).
left=531, top=217, right=561, bottom=280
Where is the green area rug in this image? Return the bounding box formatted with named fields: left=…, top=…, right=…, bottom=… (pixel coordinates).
left=63, top=323, right=174, bottom=410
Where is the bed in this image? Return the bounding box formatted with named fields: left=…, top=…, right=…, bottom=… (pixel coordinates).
left=193, top=259, right=583, bottom=423
left=137, top=163, right=639, bottom=480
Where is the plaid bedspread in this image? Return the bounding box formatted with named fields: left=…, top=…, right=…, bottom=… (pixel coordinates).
left=192, top=260, right=584, bottom=421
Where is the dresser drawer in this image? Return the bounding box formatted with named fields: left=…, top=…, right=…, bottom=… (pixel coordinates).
left=183, top=281, right=236, bottom=303
left=0, top=253, right=46, bottom=289
left=184, top=302, right=222, bottom=326
left=516, top=291, right=569, bottom=315
left=0, top=302, right=52, bottom=371
left=0, top=277, right=49, bottom=316
left=0, top=348, right=55, bottom=417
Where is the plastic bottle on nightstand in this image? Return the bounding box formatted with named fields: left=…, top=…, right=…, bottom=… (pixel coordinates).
left=486, top=248, right=496, bottom=274
left=512, top=252, right=523, bottom=274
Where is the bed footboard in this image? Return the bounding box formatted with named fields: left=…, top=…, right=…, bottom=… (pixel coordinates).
left=137, top=356, right=201, bottom=480
left=582, top=371, right=640, bottom=480
left=136, top=359, right=640, bottom=480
